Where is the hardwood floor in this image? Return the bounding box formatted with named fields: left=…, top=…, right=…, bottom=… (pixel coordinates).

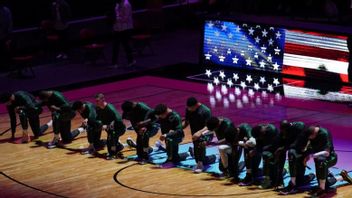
left=1, top=76, right=351, bottom=197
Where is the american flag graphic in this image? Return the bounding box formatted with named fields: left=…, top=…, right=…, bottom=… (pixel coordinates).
left=282, top=30, right=349, bottom=82
left=203, top=20, right=285, bottom=72
left=203, top=20, right=350, bottom=82
left=187, top=69, right=284, bottom=109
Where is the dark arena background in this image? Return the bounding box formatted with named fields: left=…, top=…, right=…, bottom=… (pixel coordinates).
left=1, top=0, right=352, bottom=197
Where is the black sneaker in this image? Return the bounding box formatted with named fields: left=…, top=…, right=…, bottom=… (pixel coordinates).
left=116, top=152, right=124, bottom=159
left=106, top=154, right=116, bottom=160
left=308, top=186, right=320, bottom=195
left=126, top=137, right=137, bottom=148
left=259, top=177, right=272, bottom=189
left=340, top=170, right=352, bottom=184
left=205, top=154, right=216, bottom=165
left=239, top=174, right=253, bottom=186
left=311, top=188, right=326, bottom=197
left=147, top=147, right=153, bottom=154
left=39, top=124, right=49, bottom=135
left=279, top=182, right=297, bottom=195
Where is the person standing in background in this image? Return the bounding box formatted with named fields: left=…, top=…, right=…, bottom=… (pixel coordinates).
left=51, top=0, right=71, bottom=59
left=111, top=0, right=136, bottom=68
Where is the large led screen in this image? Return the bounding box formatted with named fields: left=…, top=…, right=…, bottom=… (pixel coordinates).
left=202, top=20, right=350, bottom=82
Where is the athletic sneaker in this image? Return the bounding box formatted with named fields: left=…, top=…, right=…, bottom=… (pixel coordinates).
left=193, top=162, right=204, bottom=174
left=308, top=186, right=320, bottom=195
left=106, top=154, right=116, bottom=160
left=239, top=174, right=253, bottom=186
left=147, top=147, right=153, bottom=154
left=126, top=137, right=137, bottom=148
left=279, top=182, right=297, bottom=195
left=47, top=136, right=60, bottom=149
left=205, top=154, right=217, bottom=165
left=81, top=145, right=96, bottom=155
left=116, top=152, right=124, bottom=159
left=39, top=124, right=49, bottom=135
left=310, top=188, right=326, bottom=197
left=259, top=177, right=272, bottom=189
left=340, top=170, right=352, bottom=184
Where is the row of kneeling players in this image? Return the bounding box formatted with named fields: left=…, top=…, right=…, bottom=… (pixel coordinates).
left=1, top=91, right=352, bottom=197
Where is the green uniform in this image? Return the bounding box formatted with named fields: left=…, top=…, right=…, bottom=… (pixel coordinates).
left=252, top=124, right=279, bottom=151
left=252, top=124, right=279, bottom=184
left=159, top=111, right=185, bottom=163
left=309, top=127, right=337, bottom=180
left=79, top=102, right=102, bottom=147
left=275, top=122, right=305, bottom=185
left=96, top=103, right=126, bottom=156
left=124, top=102, right=158, bottom=160
left=185, top=104, right=212, bottom=164
left=185, top=104, right=211, bottom=135
left=214, top=118, right=237, bottom=177
left=215, top=118, right=234, bottom=141
left=43, top=91, right=75, bottom=143
left=7, top=91, right=42, bottom=138
left=230, top=123, right=253, bottom=178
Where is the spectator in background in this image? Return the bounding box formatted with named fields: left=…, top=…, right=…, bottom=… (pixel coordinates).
left=111, top=0, right=136, bottom=68
left=51, top=0, right=71, bottom=59
left=0, top=1, right=12, bottom=70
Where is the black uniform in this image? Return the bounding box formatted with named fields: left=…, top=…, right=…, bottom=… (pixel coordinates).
left=42, top=91, right=76, bottom=143
left=185, top=104, right=212, bottom=164
left=252, top=124, right=279, bottom=184
left=225, top=123, right=253, bottom=179
left=158, top=111, right=185, bottom=163
left=7, top=91, right=42, bottom=139
left=123, top=102, right=159, bottom=160
left=96, top=103, right=126, bottom=156
left=78, top=102, right=102, bottom=148
left=276, top=122, right=305, bottom=185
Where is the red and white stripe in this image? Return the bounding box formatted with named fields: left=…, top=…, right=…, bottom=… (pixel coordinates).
left=282, top=29, right=349, bottom=82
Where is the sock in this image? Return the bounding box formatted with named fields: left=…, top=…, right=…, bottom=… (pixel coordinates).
left=319, top=179, right=326, bottom=190
left=77, top=127, right=85, bottom=133
left=47, top=120, right=53, bottom=127
left=290, top=177, right=296, bottom=185
left=54, top=134, right=60, bottom=140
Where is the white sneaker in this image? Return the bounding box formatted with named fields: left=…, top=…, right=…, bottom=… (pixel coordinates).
left=81, top=145, right=96, bottom=155
left=193, top=162, right=204, bottom=174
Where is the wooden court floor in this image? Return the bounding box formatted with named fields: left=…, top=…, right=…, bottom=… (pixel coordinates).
left=1, top=76, right=352, bottom=197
